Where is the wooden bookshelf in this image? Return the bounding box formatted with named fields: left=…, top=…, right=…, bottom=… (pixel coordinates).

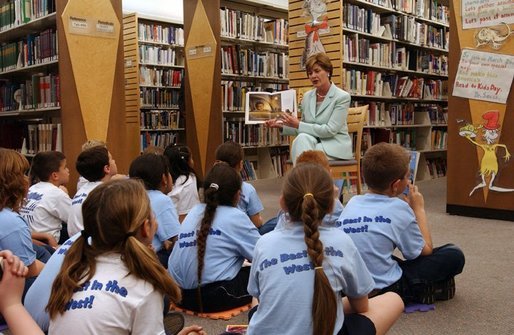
left=123, top=13, right=186, bottom=152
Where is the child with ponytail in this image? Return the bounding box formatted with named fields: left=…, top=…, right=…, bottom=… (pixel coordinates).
left=46, top=179, right=193, bottom=334
left=247, top=163, right=403, bottom=335
left=168, top=163, right=260, bottom=312
left=164, top=145, right=201, bottom=222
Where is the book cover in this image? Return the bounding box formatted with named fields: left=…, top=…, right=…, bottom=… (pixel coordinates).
left=403, top=150, right=420, bottom=195
left=245, top=89, right=296, bottom=124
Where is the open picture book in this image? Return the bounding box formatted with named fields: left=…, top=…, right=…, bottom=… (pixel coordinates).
left=245, top=89, right=297, bottom=124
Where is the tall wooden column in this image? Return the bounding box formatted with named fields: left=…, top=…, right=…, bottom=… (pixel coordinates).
left=183, top=0, right=222, bottom=178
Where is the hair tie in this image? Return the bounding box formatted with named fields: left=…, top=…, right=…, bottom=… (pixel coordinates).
left=125, top=231, right=137, bottom=239
left=303, top=193, right=314, bottom=199
left=314, top=266, right=323, bottom=271
left=80, top=230, right=89, bottom=239
left=209, top=183, right=219, bottom=190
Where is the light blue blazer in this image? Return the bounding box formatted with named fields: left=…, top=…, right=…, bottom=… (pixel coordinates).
left=282, top=83, right=352, bottom=160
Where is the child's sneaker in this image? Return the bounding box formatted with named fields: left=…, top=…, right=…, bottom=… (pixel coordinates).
left=411, top=282, right=435, bottom=305
left=164, top=311, right=185, bottom=335
left=434, top=276, right=456, bottom=301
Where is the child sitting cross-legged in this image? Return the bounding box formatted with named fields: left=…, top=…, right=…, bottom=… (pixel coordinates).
left=247, top=163, right=403, bottom=335
left=337, top=142, right=465, bottom=305
left=168, top=162, right=260, bottom=312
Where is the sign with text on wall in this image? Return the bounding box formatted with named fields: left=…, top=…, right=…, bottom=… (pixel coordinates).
left=453, top=49, right=514, bottom=104
left=68, top=15, right=116, bottom=38
left=461, top=0, right=514, bottom=29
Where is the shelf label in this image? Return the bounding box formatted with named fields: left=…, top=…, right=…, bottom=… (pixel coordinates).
left=68, top=16, right=116, bottom=38
left=187, top=43, right=214, bottom=59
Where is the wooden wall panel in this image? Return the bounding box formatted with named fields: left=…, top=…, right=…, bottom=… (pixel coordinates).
left=184, top=0, right=222, bottom=178
left=447, top=1, right=514, bottom=219
left=57, top=0, right=137, bottom=195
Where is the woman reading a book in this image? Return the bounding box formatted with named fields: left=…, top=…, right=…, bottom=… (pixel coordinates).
left=265, top=52, right=352, bottom=164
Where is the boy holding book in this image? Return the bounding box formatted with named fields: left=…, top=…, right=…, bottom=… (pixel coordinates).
left=337, top=142, right=465, bottom=304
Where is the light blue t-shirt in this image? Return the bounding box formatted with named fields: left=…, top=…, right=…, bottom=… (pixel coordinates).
left=147, top=190, right=180, bottom=252
left=247, top=224, right=374, bottom=335
left=25, top=233, right=80, bottom=331
left=238, top=182, right=264, bottom=217
left=168, top=204, right=260, bottom=289
left=337, top=193, right=425, bottom=288
left=0, top=208, right=36, bottom=267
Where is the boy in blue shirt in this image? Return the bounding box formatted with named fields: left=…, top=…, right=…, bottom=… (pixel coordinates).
left=337, top=142, right=465, bottom=304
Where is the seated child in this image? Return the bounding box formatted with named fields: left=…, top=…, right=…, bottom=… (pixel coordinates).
left=260, top=150, right=344, bottom=234
left=168, top=163, right=260, bottom=312
left=0, top=149, right=45, bottom=296
left=337, top=142, right=465, bottom=304
left=164, top=144, right=201, bottom=222
left=129, top=153, right=181, bottom=267
left=20, top=151, right=71, bottom=246
left=215, top=141, right=264, bottom=228
left=67, top=146, right=117, bottom=236
left=47, top=179, right=203, bottom=334
left=247, top=163, right=403, bottom=335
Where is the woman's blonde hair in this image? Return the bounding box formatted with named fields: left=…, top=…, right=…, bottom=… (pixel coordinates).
left=282, top=163, right=336, bottom=335
left=47, top=179, right=181, bottom=318
left=305, top=52, right=333, bottom=79
left=0, top=148, right=29, bottom=211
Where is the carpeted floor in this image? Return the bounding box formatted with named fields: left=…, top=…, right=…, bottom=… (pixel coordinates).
left=183, top=176, right=514, bottom=335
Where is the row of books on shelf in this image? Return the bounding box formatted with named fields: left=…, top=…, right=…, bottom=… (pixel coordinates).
left=362, top=127, right=447, bottom=152
left=140, top=87, right=180, bottom=108
left=359, top=0, right=449, bottom=25
left=140, top=110, right=180, bottom=130
left=23, top=122, right=62, bottom=154
left=138, top=22, right=184, bottom=46
left=221, top=46, right=288, bottom=79
left=221, top=80, right=288, bottom=112
left=241, top=159, right=257, bottom=181
left=362, top=101, right=447, bottom=126
left=344, top=69, right=447, bottom=100
left=0, top=28, right=57, bottom=72
left=0, top=0, right=55, bottom=32
left=0, top=73, right=59, bottom=111
left=344, top=4, right=448, bottom=48
left=224, top=118, right=289, bottom=147
left=140, top=131, right=179, bottom=151
left=220, top=7, right=288, bottom=45
left=269, top=146, right=289, bottom=177
left=425, top=156, right=446, bottom=178
left=344, top=35, right=448, bottom=75
left=139, top=67, right=183, bottom=87
left=139, top=45, right=184, bottom=67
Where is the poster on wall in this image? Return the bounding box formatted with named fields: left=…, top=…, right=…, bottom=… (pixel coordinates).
left=461, top=0, right=514, bottom=29
left=453, top=49, right=514, bottom=104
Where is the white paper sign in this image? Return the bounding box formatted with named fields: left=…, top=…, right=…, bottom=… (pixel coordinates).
left=453, top=49, right=514, bottom=104
left=461, top=0, right=514, bottom=29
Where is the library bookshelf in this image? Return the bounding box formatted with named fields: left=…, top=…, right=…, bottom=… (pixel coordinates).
left=220, top=0, right=290, bottom=180
left=123, top=13, right=186, bottom=152
left=0, top=3, right=61, bottom=155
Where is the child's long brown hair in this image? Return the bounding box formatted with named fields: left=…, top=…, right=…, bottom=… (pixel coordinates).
left=196, top=163, right=241, bottom=311
left=282, top=163, right=336, bottom=335
left=47, top=179, right=181, bottom=318
left=0, top=148, right=29, bottom=211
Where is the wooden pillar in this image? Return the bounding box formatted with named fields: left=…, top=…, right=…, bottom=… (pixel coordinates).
left=183, top=0, right=222, bottom=179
